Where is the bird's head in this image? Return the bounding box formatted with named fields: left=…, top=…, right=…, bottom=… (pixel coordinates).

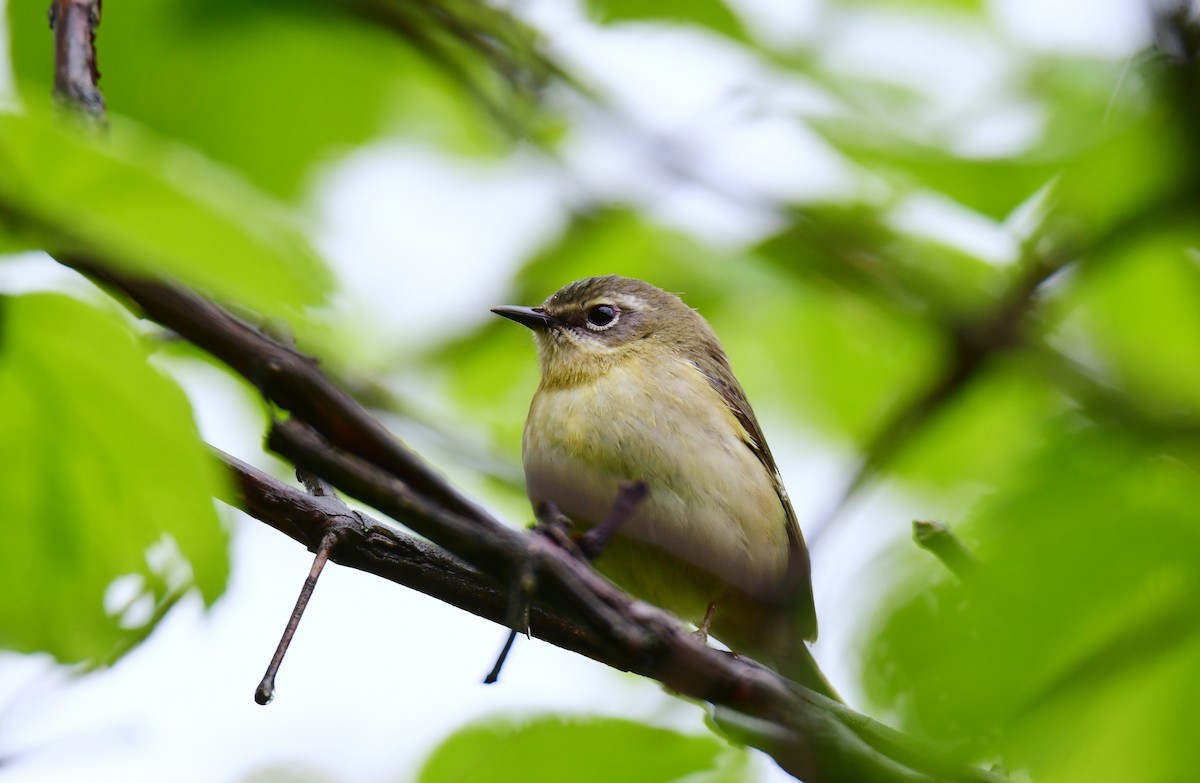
left=492, top=275, right=711, bottom=387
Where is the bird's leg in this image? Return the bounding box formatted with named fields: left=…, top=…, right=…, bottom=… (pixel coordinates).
left=693, top=602, right=718, bottom=644
left=535, top=501, right=576, bottom=545
left=577, top=479, right=649, bottom=560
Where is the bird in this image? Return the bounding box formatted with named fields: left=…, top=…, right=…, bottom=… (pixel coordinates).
left=493, top=274, right=837, bottom=700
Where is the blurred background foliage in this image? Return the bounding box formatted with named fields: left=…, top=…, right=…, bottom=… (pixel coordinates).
left=2, top=0, right=1200, bottom=781
left=415, top=715, right=750, bottom=783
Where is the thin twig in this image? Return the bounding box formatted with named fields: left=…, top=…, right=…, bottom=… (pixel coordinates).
left=483, top=630, right=520, bottom=685
left=483, top=557, right=535, bottom=684
left=215, top=449, right=608, bottom=662
left=255, top=532, right=336, bottom=705
left=912, top=521, right=979, bottom=583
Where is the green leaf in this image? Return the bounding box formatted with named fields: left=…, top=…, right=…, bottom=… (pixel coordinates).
left=863, top=425, right=1200, bottom=782
left=0, top=108, right=330, bottom=316
left=0, top=293, right=230, bottom=665
left=814, top=130, right=1058, bottom=221
left=0, top=218, right=41, bottom=256
left=756, top=204, right=1005, bottom=316
left=753, top=211, right=947, bottom=443
left=1069, top=223, right=1200, bottom=414
left=585, top=0, right=750, bottom=42
left=889, top=355, right=1063, bottom=490
left=8, top=0, right=508, bottom=200
left=1051, top=106, right=1191, bottom=239
left=418, top=715, right=750, bottom=783
left=812, top=55, right=1190, bottom=227
left=765, top=285, right=943, bottom=444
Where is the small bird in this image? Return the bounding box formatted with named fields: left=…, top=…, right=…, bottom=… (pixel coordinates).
left=493, top=275, right=837, bottom=699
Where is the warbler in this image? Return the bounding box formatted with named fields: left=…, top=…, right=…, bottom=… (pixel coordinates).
left=494, top=275, right=837, bottom=699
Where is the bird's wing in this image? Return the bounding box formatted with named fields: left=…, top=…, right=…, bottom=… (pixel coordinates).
left=689, top=349, right=818, bottom=641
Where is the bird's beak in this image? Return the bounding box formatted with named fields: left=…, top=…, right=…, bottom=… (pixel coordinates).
left=491, top=305, right=558, bottom=330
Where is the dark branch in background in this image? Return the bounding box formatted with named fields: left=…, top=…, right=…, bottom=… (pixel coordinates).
left=332, top=0, right=572, bottom=138
left=799, top=8, right=1200, bottom=532
left=822, top=179, right=1200, bottom=533
left=46, top=6, right=1015, bottom=782
left=839, top=243, right=1070, bottom=506
left=49, top=0, right=105, bottom=121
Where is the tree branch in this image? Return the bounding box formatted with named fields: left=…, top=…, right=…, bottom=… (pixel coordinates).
left=215, top=448, right=617, bottom=670
left=215, top=431, right=1005, bottom=783
left=49, top=0, right=105, bottom=122
left=61, top=255, right=491, bottom=527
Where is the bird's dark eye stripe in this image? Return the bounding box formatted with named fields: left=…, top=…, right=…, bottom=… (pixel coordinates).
left=587, top=304, right=617, bottom=326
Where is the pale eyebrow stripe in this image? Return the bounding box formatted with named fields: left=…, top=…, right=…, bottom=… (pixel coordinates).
left=583, top=295, right=641, bottom=310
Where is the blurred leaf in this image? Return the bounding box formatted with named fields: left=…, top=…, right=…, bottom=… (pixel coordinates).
left=754, top=210, right=949, bottom=443
left=0, top=108, right=330, bottom=316
left=813, top=55, right=1192, bottom=226
left=418, top=715, right=750, bottom=783
left=757, top=205, right=1004, bottom=316
left=760, top=283, right=942, bottom=444
left=863, top=424, right=1200, bottom=782
left=507, top=209, right=746, bottom=309
left=585, top=0, right=750, bottom=42
left=890, top=355, right=1063, bottom=490
left=0, top=217, right=40, bottom=256
left=1051, top=105, right=1192, bottom=239
left=1068, top=223, right=1200, bottom=415
left=8, top=0, right=513, bottom=200
left=815, top=131, right=1058, bottom=222
left=0, top=293, right=230, bottom=665
left=836, top=0, right=983, bottom=7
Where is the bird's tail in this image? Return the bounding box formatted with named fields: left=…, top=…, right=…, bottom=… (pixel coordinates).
left=775, top=644, right=842, bottom=703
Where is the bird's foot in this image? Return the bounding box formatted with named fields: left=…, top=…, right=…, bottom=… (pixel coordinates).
left=531, top=501, right=580, bottom=553
left=692, top=602, right=718, bottom=644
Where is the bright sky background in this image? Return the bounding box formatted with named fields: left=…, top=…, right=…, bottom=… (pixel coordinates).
left=0, top=1, right=1162, bottom=781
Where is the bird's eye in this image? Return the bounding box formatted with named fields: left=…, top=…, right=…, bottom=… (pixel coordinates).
left=585, top=304, right=618, bottom=330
